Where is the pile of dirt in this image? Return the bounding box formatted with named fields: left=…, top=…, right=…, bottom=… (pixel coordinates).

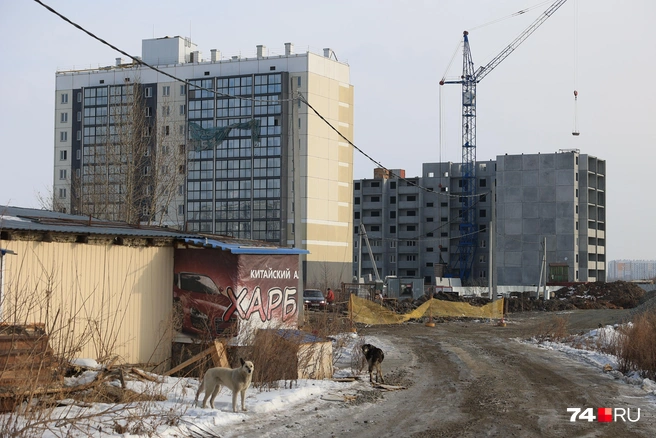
left=506, top=281, right=646, bottom=313
left=383, top=281, right=648, bottom=314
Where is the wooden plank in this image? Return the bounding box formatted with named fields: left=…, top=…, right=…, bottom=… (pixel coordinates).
left=164, top=346, right=213, bottom=376
left=210, top=341, right=229, bottom=368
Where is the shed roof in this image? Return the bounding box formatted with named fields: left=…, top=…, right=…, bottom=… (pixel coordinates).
left=0, top=205, right=308, bottom=255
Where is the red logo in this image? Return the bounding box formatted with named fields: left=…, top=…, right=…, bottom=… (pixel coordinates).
left=597, top=408, right=612, bottom=423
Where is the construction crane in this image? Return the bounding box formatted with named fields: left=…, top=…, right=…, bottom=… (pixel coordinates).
left=440, top=0, right=569, bottom=281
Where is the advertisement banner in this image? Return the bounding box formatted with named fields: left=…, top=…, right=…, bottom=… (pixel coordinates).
left=173, top=248, right=299, bottom=340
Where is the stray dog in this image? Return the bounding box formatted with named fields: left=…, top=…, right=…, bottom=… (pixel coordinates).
left=361, top=343, right=385, bottom=384
left=194, top=358, right=254, bottom=412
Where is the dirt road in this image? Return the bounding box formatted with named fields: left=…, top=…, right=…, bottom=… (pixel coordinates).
left=222, top=309, right=655, bottom=437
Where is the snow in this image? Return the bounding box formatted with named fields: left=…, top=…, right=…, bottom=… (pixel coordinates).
left=3, top=329, right=654, bottom=437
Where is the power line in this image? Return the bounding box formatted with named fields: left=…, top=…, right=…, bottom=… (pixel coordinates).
left=34, top=0, right=292, bottom=104
left=36, top=0, right=487, bottom=202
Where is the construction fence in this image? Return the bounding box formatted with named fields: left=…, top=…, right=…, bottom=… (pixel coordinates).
left=348, top=294, right=504, bottom=326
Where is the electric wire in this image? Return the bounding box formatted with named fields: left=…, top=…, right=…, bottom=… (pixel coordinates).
left=34, top=0, right=294, bottom=105
left=36, top=0, right=484, bottom=202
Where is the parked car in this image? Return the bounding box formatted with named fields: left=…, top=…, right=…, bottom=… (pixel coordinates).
left=173, top=272, right=237, bottom=337
left=303, top=289, right=327, bottom=309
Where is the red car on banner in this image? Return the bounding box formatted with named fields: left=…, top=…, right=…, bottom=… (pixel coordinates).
left=173, top=271, right=238, bottom=337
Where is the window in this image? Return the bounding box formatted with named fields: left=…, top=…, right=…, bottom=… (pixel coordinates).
left=77, top=111, right=81, bottom=122
left=426, top=202, right=433, bottom=207
left=427, top=232, right=434, bottom=237
left=178, top=164, right=186, bottom=174
left=354, top=182, right=361, bottom=190
left=370, top=211, right=380, bottom=217
left=178, top=205, right=185, bottom=215
left=406, top=255, right=416, bottom=261
left=59, top=188, right=67, bottom=198
left=390, top=181, right=396, bottom=189
left=441, top=232, right=447, bottom=237
left=180, top=104, right=186, bottom=115
left=60, top=131, right=67, bottom=142
left=479, top=255, right=487, bottom=263
left=371, top=196, right=380, bottom=202
left=407, top=225, right=416, bottom=231
left=59, top=169, right=67, bottom=180
left=426, top=263, right=433, bottom=267
left=145, top=107, right=153, bottom=117
left=371, top=181, right=380, bottom=188
left=441, top=202, right=448, bottom=207
left=479, top=270, right=487, bottom=278
left=163, top=105, right=170, bottom=116
left=390, top=225, right=396, bottom=234
left=390, top=255, right=396, bottom=263
left=165, top=125, right=170, bottom=136
left=77, top=131, right=81, bottom=141
left=406, top=241, right=416, bottom=247
left=427, top=217, right=434, bottom=222
left=480, top=178, right=487, bottom=187
left=407, top=195, right=416, bottom=201
left=390, top=196, right=396, bottom=204
left=354, top=197, right=360, bottom=205
left=76, top=150, right=81, bottom=160
left=390, top=241, right=396, bottom=248
left=354, top=212, right=360, bottom=219
left=162, top=86, right=171, bottom=96
left=480, top=209, right=487, bottom=218
left=390, top=211, right=396, bottom=219
left=145, top=87, right=152, bottom=98
left=406, top=210, right=416, bottom=216
left=61, top=93, right=68, bottom=104
left=480, top=240, right=487, bottom=248
left=428, top=172, right=434, bottom=177
left=60, top=112, right=68, bottom=123
left=427, top=247, right=434, bottom=252
left=440, top=246, right=448, bottom=252
left=370, top=226, right=380, bottom=232
left=180, top=84, right=186, bottom=95
left=60, top=150, right=67, bottom=161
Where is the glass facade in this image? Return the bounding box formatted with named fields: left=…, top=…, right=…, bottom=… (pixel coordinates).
left=186, top=73, right=284, bottom=241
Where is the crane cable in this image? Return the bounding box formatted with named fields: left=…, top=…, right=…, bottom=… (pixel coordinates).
left=468, top=0, right=553, bottom=31
left=572, top=0, right=580, bottom=136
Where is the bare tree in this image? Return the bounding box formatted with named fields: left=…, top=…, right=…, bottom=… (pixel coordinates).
left=62, top=79, right=186, bottom=228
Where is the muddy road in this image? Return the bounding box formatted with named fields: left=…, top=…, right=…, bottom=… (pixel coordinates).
left=223, top=309, right=655, bottom=437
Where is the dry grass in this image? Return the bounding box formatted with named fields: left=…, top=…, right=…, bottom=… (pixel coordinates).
left=533, top=314, right=571, bottom=343
left=612, top=309, right=656, bottom=379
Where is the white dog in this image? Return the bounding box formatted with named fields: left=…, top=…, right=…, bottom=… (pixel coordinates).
left=194, top=358, right=254, bottom=412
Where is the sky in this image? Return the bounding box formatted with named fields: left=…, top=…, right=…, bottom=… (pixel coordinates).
left=0, top=0, right=654, bottom=260
left=4, top=326, right=655, bottom=437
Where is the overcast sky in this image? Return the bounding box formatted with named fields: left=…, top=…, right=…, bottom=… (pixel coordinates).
left=1, top=0, right=654, bottom=261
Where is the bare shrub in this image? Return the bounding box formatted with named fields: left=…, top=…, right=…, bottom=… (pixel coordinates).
left=614, top=310, right=656, bottom=379
left=534, top=314, right=570, bottom=343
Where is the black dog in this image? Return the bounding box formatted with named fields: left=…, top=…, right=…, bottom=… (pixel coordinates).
left=361, top=343, right=385, bottom=383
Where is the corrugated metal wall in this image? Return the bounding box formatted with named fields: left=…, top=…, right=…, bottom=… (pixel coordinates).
left=0, top=240, right=174, bottom=369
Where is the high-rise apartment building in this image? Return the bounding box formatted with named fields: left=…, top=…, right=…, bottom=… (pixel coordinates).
left=53, top=37, right=354, bottom=283
left=353, top=151, right=606, bottom=287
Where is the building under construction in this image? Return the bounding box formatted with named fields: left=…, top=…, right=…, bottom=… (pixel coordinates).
left=353, top=150, right=606, bottom=287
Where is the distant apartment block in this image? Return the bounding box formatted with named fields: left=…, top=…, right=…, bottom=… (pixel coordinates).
left=608, top=260, right=656, bottom=281
left=53, top=37, right=354, bottom=283
left=353, top=150, right=606, bottom=286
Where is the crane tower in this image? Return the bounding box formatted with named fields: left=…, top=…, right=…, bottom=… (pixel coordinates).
left=440, top=0, right=569, bottom=281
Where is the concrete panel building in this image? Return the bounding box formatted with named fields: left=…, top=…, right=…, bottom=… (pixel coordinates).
left=354, top=150, right=606, bottom=287
left=53, top=37, right=354, bottom=284
left=496, top=151, right=606, bottom=285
